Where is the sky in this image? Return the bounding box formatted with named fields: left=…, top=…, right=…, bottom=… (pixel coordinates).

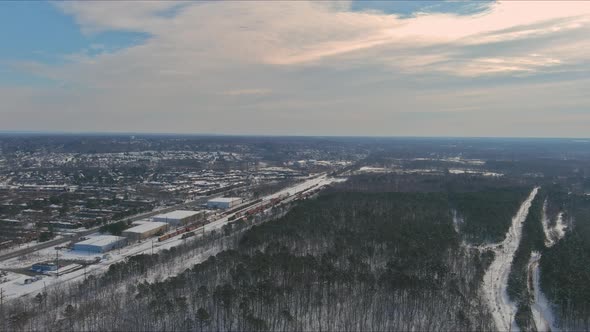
left=1, top=1, right=590, bottom=137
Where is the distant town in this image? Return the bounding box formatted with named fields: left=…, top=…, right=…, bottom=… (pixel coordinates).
left=0, top=135, right=355, bottom=298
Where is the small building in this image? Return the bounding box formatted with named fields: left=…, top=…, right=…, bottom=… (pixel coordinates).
left=73, top=235, right=127, bottom=253
left=152, top=210, right=204, bottom=226
left=207, top=197, right=243, bottom=209
left=31, top=263, right=58, bottom=273
left=122, top=222, right=168, bottom=242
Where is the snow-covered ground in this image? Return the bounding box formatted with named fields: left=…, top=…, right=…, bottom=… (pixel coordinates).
left=0, top=173, right=343, bottom=301
left=0, top=270, right=23, bottom=285
left=541, top=200, right=567, bottom=248
left=0, top=236, right=64, bottom=257
left=451, top=209, right=462, bottom=234
left=553, top=213, right=567, bottom=242
left=0, top=232, right=189, bottom=300
left=527, top=200, right=569, bottom=331
left=0, top=235, right=106, bottom=270
left=529, top=252, right=559, bottom=332
left=481, top=187, right=539, bottom=332
left=448, top=169, right=503, bottom=177
left=358, top=166, right=392, bottom=173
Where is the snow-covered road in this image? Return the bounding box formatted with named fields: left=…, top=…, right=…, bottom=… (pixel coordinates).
left=482, top=187, right=539, bottom=332
left=529, top=252, right=558, bottom=332
left=527, top=200, right=568, bottom=332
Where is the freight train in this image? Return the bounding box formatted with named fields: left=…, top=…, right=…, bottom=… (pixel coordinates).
left=158, top=189, right=305, bottom=242
left=157, top=220, right=207, bottom=242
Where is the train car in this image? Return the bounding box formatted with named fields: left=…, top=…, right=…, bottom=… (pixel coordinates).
left=158, top=228, right=183, bottom=242
left=224, top=198, right=262, bottom=216
left=181, top=232, right=195, bottom=239
left=0, top=240, right=14, bottom=249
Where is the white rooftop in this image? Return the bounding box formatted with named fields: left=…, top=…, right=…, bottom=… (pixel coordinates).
left=123, top=222, right=167, bottom=234
left=75, top=235, right=125, bottom=247
left=153, top=210, right=200, bottom=220
left=208, top=197, right=242, bottom=203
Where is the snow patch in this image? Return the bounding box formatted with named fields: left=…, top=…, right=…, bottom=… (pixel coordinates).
left=451, top=209, right=463, bottom=234
left=358, top=166, right=391, bottom=173
left=448, top=169, right=503, bottom=177
left=541, top=200, right=567, bottom=248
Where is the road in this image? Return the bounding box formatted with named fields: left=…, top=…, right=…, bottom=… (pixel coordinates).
left=481, top=187, right=539, bottom=332
left=528, top=252, right=557, bottom=332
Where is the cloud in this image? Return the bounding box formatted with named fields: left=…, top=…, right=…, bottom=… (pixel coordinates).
left=50, top=1, right=590, bottom=75
left=1, top=1, right=590, bottom=136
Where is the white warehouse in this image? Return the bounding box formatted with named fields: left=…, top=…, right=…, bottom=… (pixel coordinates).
left=207, top=197, right=243, bottom=209
left=152, top=210, right=203, bottom=226
left=122, top=222, right=168, bottom=242
left=73, top=235, right=127, bottom=253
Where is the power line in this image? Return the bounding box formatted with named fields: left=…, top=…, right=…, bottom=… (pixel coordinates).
left=0, top=287, right=4, bottom=314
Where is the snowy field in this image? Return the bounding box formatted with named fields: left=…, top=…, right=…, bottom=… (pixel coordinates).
left=0, top=173, right=344, bottom=301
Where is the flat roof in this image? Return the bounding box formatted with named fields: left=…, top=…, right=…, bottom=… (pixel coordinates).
left=75, top=235, right=126, bottom=247
left=208, top=197, right=242, bottom=203
left=153, top=210, right=201, bottom=220
left=123, top=222, right=167, bottom=234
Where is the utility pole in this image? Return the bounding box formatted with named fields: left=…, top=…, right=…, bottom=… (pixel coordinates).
left=55, top=248, right=59, bottom=278
left=151, top=239, right=154, bottom=255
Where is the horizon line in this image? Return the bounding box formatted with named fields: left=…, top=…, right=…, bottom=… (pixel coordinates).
left=0, top=130, right=589, bottom=141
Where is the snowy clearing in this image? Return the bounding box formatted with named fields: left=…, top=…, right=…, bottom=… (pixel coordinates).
left=529, top=252, right=559, bottom=332
left=481, top=187, right=539, bottom=332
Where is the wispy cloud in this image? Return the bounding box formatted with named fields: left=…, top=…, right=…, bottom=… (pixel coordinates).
left=1, top=1, right=590, bottom=136
left=50, top=1, right=590, bottom=75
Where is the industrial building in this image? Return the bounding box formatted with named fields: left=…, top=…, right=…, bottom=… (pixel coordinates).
left=73, top=235, right=127, bottom=253
left=31, top=263, right=58, bottom=273
left=152, top=210, right=204, bottom=226
left=122, top=222, right=168, bottom=242
left=207, top=197, right=243, bottom=209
